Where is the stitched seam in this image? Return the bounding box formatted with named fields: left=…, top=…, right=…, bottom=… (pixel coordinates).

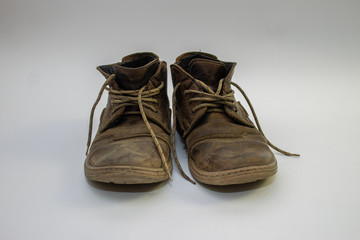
left=191, top=163, right=276, bottom=178
left=188, top=134, right=266, bottom=151
left=86, top=163, right=173, bottom=176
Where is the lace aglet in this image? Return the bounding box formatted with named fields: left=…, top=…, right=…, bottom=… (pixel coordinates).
left=280, top=148, right=300, bottom=157
left=267, top=142, right=300, bottom=158
left=185, top=176, right=196, bottom=185
left=287, top=153, right=300, bottom=157
left=189, top=179, right=196, bottom=185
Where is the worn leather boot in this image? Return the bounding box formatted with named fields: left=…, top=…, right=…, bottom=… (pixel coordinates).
left=84, top=52, right=172, bottom=184
left=171, top=52, right=299, bottom=185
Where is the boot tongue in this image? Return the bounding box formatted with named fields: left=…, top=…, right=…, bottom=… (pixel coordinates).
left=112, top=59, right=159, bottom=90
left=189, top=58, right=227, bottom=90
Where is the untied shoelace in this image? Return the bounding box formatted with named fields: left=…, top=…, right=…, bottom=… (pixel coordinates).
left=86, top=74, right=173, bottom=181
left=171, top=79, right=300, bottom=184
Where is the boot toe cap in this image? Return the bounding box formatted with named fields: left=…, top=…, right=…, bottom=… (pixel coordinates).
left=87, top=137, right=169, bottom=169
left=190, top=138, right=275, bottom=172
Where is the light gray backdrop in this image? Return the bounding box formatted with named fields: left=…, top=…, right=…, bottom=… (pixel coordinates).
left=1, top=0, right=359, bottom=239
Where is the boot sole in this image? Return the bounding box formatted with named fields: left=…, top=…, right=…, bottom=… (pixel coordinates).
left=84, top=159, right=172, bottom=184
left=188, top=157, right=277, bottom=186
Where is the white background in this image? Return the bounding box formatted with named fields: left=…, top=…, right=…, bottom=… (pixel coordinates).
left=1, top=0, right=359, bottom=239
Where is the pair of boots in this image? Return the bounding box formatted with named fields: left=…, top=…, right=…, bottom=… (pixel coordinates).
left=84, top=52, right=298, bottom=186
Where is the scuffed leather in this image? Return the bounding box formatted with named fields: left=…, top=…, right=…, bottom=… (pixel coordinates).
left=171, top=52, right=275, bottom=172
left=86, top=53, right=171, bottom=169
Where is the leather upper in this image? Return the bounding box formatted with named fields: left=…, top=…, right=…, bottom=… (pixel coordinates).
left=86, top=53, right=171, bottom=169
left=171, top=52, right=275, bottom=172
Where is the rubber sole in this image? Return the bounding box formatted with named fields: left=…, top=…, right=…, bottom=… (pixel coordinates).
left=84, top=159, right=172, bottom=184
left=189, top=157, right=277, bottom=186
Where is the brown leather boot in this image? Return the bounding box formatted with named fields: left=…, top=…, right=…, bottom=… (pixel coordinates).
left=171, top=52, right=299, bottom=185
left=84, top=52, right=172, bottom=184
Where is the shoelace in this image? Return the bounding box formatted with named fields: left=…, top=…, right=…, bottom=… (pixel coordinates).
left=172, top=79, right=300, bottom=184
left=86, top=74, right=173, bottom=181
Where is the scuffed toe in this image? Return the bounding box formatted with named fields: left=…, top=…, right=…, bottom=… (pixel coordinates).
left=190, top=138, right=275, bottom=172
